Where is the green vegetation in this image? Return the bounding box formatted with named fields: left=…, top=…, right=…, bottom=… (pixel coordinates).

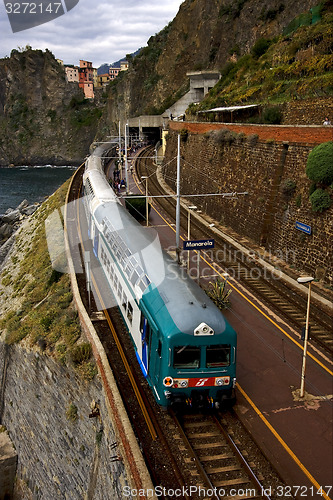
left=206, top=278, right=232, bottom=309
left=66, top=403, right=78, bottom=422
left=69, top=97, right=103, bottom=128
left=194, top=2, right=333, bottom=112
left=281, top=179, right=297, bottom=198
left=306, top=141, right=333, bottom=186
left=309, top=188, right=331, bottom=212
left=305, top=141, right=333, bottom=213
left=0, top=181, right=97, bottom=380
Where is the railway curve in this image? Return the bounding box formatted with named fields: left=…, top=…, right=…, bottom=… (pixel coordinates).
left=135, top=147, right=333, bottom=357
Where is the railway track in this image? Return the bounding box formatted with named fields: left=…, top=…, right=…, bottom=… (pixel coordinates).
left=135, top=147, right=333, bottom=357
left=66, top=158, right=293, bottom=500
left=169, top=410, right=271, bottom=500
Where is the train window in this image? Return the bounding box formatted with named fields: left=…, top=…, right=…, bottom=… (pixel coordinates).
left=127, top=302, right=133, bottom=323
left=124, top=261, right=134, bottom=278
left=173, top=346, right=200, bottom=369
left=139, top=275, right=151, bottom=291
left=122, top=293, right=128, bottom=312
left=206, top=345, right=230, bottom=368
left=136, top=265, right=144, bottom=277
left=118, top=284, right=122, bottom=298
left=130, top=269, right=140, bottom=286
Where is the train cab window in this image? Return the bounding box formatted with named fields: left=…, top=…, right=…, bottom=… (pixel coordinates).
left=157, top=340, right=162, bottom=358
left=173, top=346, right=200, bottom=369
left=206, top=345, right=230, bottom=368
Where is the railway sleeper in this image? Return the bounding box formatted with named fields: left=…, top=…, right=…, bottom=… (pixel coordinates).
left=215, top=477, right=256, bottom=488
left=206, top=464, right=242, bottom=474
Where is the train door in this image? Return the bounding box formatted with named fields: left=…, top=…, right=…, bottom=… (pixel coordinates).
left=93, top=226, right=99, bottom=257
left=88, top=214, right=92, bottom=238
left=152, top=335, right=162, bottom=387
left=140, top=314, right=152, bottom=377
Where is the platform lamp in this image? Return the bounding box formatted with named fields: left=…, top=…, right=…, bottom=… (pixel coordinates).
left=297, top=276, right=314, bottom=398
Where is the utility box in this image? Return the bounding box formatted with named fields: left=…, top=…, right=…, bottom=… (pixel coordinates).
left=0, top=430, right=17, bottom=500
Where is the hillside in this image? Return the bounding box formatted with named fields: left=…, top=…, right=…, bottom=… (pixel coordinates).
left=0, top=1, right=332, bottom=162
left=0, top=48, right=104, bottom=166
left=191, top=2, right=333, bottom=116
left=98, top=0, right=330, bottom=135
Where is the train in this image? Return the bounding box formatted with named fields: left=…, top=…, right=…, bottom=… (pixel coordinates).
left=82, top=143, right=237, bottom=408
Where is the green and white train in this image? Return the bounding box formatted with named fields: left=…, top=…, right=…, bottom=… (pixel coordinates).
left=83, top=144, right=237, bottom=408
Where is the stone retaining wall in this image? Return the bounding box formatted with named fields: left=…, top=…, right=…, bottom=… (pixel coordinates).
left=164, top=126, right=333, bottom=283
left=0, top=341, right=127, bottom=499
left=0, top=430, right=17, bottom=500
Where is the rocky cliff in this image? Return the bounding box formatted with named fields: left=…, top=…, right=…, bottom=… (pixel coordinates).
left=97, top=0, right=323, bottom=134
left=0, top=48, right=104, bottom=166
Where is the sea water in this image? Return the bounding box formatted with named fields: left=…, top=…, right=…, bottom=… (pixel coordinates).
left=0, top=165, right=76, bottom=214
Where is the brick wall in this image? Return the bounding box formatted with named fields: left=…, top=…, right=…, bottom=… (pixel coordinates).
left=163, top=127, right=333, bottom=283
left=169, top=120, right=333, bottom=145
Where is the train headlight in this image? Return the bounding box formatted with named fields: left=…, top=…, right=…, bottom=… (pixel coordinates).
left=215, top=376, right=230, bottom=386
left=173, top=378, right=188, bottom=388
left=163, top=376, right=174, bottom=387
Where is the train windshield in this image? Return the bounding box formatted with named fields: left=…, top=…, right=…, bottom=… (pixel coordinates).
left=173, top=346, right=200, bottom=369
left=206, top=345, right=230, bottom=367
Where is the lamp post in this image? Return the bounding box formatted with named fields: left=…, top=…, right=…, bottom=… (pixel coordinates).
left=141, top=176, right=149, bottom=227
left=297, top=276, right=314, bottom=398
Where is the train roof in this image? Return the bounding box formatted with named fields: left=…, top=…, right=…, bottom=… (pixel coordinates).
left=94, top=199, right=233, bottom=339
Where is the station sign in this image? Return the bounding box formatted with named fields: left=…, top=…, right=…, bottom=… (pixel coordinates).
left=183, top=239, right=215, bottom=250
left=295, top=221, right=311, bottom=235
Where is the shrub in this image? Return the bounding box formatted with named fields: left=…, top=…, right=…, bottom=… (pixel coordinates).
left=263, top=106, right=282, bottom=124
left=251, top=38, right=271, bottom=59
left=309, top=188, right=331, bottom=212
left=212, top=128, right=237, bottom=145
left=281, top=179, right=296, bottom=197
left=66, top=403, right=78, bottom=422
left=70, top=343, right=92, bottom=365
left=206, top=278, right=232, bottom=309
left=306, top=141, right=333, bottom=186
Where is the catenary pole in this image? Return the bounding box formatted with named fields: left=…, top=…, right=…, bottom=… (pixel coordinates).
left=176, top=134, right=181, bottom=263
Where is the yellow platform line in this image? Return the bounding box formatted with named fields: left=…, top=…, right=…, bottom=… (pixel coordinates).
left=237, top=383, right=332, bottom=500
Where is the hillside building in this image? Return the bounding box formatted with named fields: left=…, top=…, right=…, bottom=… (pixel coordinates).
left=79, top=60, right=95, bottom=99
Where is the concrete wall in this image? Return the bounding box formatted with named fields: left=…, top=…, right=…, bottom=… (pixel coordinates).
left=163, top=125, right=333, bottom=283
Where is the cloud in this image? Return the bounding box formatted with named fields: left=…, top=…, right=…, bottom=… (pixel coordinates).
left=0, top=0, right=183, bottom=66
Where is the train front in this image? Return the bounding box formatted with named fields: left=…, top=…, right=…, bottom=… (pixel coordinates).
left=143, top=256, right=237, bottom=409
left=163, top=319, right=237, bottom=409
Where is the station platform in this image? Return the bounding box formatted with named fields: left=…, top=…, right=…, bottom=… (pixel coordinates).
left=117, top=152, right=333, bottom=500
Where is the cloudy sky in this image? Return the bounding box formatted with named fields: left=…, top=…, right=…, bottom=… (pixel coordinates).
left=1, top=0, right=184, bottom=67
